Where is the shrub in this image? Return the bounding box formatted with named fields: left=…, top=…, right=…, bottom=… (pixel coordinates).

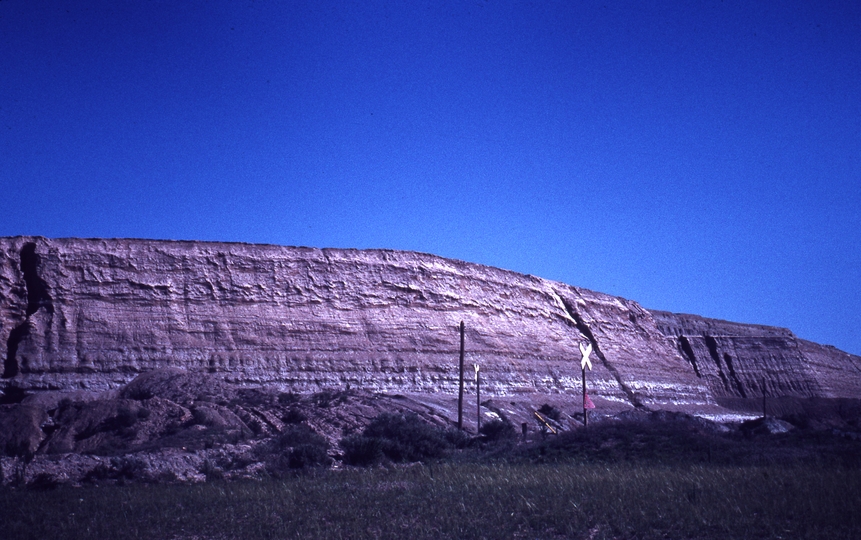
left=340, top=434, right=385, bottom=466
left=29, top=473, right=62, bottom=491
left=538, top=404, right=562, bottom=422
left=341, top=412, right=455, bottom=465
left=101, top=406, right=139, bottom=435
left=444, top=427, right=472, bottom=449
left=288, top=444, right=332, bottom=469
left=151, top=470, right=179, bottom=484
left=92, top=439, right=133, bottom=457
left=312, top=390, right=348, bottom=408
left=277, top=392, right=299, bottom=405
left=201, top=459, right=224, bottom=481
left=3, top=437, right=35, bottom=460
left=83, top=463, right=115, bottom=484
left=480, top=419, right=517, bottom=442
left=57, top=397, right=74, bottom=410
left=265, top=424, right=332, bottom=474
left=282, top=408, right=307, bottom=424
left=84, top=456, right=147, bottom=484
left=275, top=425, right=328, bottom=451
left=782, top=412, right=814, bottom=430
left=113, top=457, right=146, bottom=482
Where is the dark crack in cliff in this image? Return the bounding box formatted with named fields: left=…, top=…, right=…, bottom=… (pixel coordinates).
left=677, top=336, right=701, bottom=378
left=3, top=243, right=54, bottom=379
left=705, top=335, right=731, bottom=392
left=3, top=323, right=28, bottom=378
left=723, top=352, right=747, bottom=398
left=555, top=290, right=646, bottom=409
left=21, top=242, right=53, bottom=317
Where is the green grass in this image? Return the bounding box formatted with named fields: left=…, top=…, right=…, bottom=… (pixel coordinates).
left=3, top=462, right=860, bottom=539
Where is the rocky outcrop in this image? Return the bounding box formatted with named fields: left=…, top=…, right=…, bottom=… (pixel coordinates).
left=651, top=311, right=861, bottom=415
left=2, top=368, right=860, bottom=487
left=0, top=369, right=462, bottom=486
left=1, top=237, right=859, bottom=420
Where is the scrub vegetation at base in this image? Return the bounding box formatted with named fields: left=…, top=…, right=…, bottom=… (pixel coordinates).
left=2, top=462, right=859, bottom=540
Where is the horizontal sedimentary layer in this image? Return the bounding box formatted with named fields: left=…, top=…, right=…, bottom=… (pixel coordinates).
left=1, top=237, right=858, bottom=417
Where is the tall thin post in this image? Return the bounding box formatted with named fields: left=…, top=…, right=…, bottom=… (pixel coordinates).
left=475, top=364, right=481, bottom=432
left=579, top=341, right=593, bottom=430
left=762, top=376, right=767, bottom=419
left=457, top=321, right=465, bottom=430
left=582, top=367, right=588, bottom=429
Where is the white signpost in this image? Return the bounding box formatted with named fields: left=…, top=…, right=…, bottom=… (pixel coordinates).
left=579, top=341, right=593, bottom=428
left=579, top=342, right=593, bottom=371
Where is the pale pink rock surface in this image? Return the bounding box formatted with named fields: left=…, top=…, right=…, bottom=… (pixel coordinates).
left=1, top=237, right=858, bottom=419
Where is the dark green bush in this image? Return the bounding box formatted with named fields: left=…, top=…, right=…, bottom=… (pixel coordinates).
left=28, top=473, right=61, bottom=491
left=480, top=419, right=517, bottom=442
left=538, top=404, right=562, bottom=422
left=444, top=427, right=472, bottom=449
left=282, top=408, right=307, bottom=424
left=275, top=425, right=328, bottom=451
left=341, top=413, right=455, bottom=465
left=340, top=434, right=385, bottom=466
left=288, top=444, right=332, bottom=469
left=277, top=392, right=299, bottom=405
left=200, top=459, right=224, bottom=481
left=265, top=424, right=331, bottom=474
left=83, top=457, right=147, bottom=484
left=101, top=406, right=139, bottom=435
left=515, top=416, right=739, bottom=465
left=312, top=390, right=348, bottom=408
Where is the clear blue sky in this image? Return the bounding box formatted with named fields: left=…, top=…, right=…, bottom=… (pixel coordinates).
left=2, top=1, right=860, bottom=355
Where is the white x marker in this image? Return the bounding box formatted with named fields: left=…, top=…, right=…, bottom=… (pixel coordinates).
left=579, top=342, right=593, bottom=371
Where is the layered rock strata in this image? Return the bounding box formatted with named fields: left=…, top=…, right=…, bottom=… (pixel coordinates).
left=651, top=311, right=861, bottom=415
left=1, top=237, right=858, bottom=418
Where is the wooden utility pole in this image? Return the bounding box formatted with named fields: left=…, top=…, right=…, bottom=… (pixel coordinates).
left=457, top=321, right=465, bottom=430
left=475, top=364, right=481, bottom=432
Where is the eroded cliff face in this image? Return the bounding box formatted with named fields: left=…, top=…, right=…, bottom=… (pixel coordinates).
left=651, top=311, right=861, bottom=415
left=1, top=237, right=858, bottom=417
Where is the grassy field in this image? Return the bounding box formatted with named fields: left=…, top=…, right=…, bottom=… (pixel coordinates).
left=2, top=461, right=860, bottom=539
